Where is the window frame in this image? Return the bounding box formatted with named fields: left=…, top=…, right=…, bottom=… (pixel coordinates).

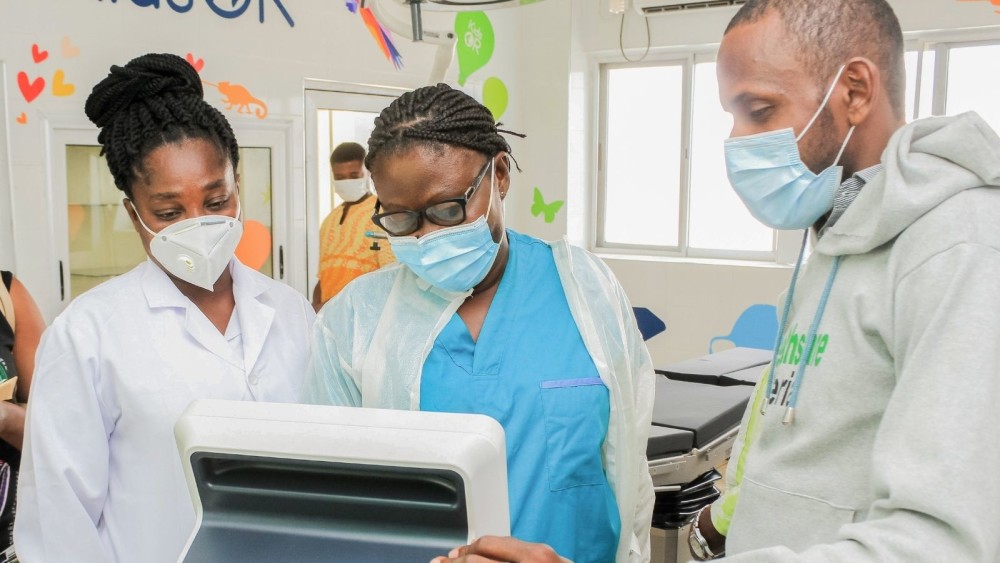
left=596, top=55, right=692, bottom=255
left=593, top=49, right=786, bottom=262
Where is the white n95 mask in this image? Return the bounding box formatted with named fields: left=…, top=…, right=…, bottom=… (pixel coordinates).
left=130, top=199, right=243, bottom=291
left=334, top=176, right=371, bottom=203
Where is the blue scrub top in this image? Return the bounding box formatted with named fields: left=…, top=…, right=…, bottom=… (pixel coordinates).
left=421, top=230, right=621, bottom=563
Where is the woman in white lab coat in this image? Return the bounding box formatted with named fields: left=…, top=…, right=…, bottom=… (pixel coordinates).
left=14, top=53, right=314, bottom=563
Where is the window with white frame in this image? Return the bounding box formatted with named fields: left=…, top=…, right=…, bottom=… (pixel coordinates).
left=596, top=34, right=1000, bottom=262
left=597, top=54, right=776, bottom=261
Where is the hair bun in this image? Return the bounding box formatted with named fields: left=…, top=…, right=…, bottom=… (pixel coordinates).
left=85, top=53, right=203, bottom=128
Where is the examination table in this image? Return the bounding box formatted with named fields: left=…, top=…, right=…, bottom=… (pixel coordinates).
left=647, top=347, right=771, bottom=562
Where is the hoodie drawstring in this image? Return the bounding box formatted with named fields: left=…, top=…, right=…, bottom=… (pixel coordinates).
left=762, top=229, right=843, bottom=425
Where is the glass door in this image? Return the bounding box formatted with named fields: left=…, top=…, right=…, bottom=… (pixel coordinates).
left=65, top=144, right=146, bottom=298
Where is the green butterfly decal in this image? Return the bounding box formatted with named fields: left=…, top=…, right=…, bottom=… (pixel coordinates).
left=531, top=187, right=564, bottom=224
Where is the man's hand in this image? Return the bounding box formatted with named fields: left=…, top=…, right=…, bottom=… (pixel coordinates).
left=431, top=536, right=570, bottom=563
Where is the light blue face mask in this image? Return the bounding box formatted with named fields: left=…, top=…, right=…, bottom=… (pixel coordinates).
left=724, top=65, right=856, bottom=230
left=389, top=162, right=503, bottom=293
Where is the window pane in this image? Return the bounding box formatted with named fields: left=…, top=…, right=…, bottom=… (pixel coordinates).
left=688, top=62, right=773, bottom=253
left=603, top=65, right=682, bottom=247
left=66, top=145, right=146, bottom=299
left=946, top=43, right=1000, bottom=130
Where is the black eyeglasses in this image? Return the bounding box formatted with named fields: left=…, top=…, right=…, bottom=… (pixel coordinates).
left=372, top=157, right=493, bottom=237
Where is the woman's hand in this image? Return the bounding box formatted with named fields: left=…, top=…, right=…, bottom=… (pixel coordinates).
left=431, top=536, right=569, bottom=563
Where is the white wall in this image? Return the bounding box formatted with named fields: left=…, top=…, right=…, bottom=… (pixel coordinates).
left=0, top=62, right=14, bottom=270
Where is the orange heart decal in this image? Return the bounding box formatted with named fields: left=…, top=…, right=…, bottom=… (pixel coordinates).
left=52, top=70, right=75, bottom=97
left=31, top=43, right=48, bottom=64
left=15, top=113, right=27, bottom=125
left=185, top=53, right=205, bottom=73
left=16, top=72, right=45, bottom=103
left=61, top=36, right=80, bottom=58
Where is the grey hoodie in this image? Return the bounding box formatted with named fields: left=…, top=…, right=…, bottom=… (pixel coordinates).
left=717, top=112, right=1000, bottom=562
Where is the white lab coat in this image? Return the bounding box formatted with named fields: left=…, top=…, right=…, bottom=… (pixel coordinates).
left=304, top=238, right=655, bottom=563
left=15, top=260, right=314, bottom=563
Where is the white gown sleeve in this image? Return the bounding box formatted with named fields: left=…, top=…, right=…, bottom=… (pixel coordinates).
left=616, top=279, right=655, bottom=562
left=302, top=303, right=361, bottom=407
left=15, top=319, right=116, bottom=562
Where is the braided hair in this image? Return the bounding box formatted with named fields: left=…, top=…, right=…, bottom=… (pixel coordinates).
left=365, top=83, right=522, bottom=173
left=84, top=53, right=240, bottom=198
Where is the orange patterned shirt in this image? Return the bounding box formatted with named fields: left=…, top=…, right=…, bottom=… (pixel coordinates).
left=317, top=195, right=395, bottom=302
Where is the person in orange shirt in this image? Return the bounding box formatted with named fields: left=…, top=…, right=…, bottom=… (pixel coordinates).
left=312, top=142, right=395, bottom=311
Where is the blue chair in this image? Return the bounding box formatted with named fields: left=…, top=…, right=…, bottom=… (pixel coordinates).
left=709, top=304, right=778, bottom=353
left=633, top=307, right=666, bottom=342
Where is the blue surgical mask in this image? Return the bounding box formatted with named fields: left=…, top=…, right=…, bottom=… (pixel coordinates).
left=389, top=163, right=503, bottom=293
left=724, top=65, right=856, bottom=230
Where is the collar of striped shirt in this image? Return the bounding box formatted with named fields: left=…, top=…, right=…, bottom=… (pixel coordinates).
left=820, top=162, right=884, bottom=235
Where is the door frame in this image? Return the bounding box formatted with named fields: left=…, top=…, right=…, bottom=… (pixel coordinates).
left=302, top=79, right=409, bottom=293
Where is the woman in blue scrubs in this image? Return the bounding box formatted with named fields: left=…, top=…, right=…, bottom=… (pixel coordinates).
left=304, top=84, right=654, bottom=563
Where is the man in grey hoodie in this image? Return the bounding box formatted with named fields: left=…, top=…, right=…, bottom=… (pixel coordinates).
left=690, top=0, right=1000, bottom=561
left=434, top=0, right=1000, bottom=561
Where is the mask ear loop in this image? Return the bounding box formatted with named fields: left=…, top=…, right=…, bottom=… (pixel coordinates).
left=127, top=199, right=159, bottom=237
left=483, top=156, right=507, bottom=245
left=832, top=125, right=856, bottom=167
left=796, top=64, right=847, bottom=143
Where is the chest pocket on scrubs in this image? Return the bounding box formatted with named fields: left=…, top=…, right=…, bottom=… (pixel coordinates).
left=539, top=377, right=611, bottom=491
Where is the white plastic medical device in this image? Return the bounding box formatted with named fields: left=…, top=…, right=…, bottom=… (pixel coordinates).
left=174, top=400, right=509, bottom=562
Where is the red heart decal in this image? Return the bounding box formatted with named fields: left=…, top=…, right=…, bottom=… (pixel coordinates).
left=17, top=72, right=45, bottom=103
left=185, top=53, right=205, bottom=73
left=31, top=43, right=48, bottom=64
left=16, top=113, right=27, bottom=125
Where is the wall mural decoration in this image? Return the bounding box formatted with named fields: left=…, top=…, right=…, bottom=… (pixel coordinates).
left=51, top=69, right=76, bottom=97
left=31, top=44, right=49, bottom=64
left=15, top=37, right=81, bottom=126
left=343, top=1, right=403, bottom=69
left=61, top=36, right=81, bottom=58
left=17, top=72, right=45, bottom=103
left=185, top=52, right=205, bottom=72
left=482, top=76, right=508, bottom=120
left=235, top=220, right=272, bottom=270
left=97, top=0, right=295, bottom=28
left=455, top=11, right=494, bottom=85
left=957, top=0, right=1000, bottom=14
left=530, top=187, right=564, bottom=224
left=186, top=56, right=270, bottom=120
left=204, top=81, right=269, bottom=118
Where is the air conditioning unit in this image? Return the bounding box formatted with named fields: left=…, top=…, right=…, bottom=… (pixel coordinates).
left=633, top=0, right=745, bottom=16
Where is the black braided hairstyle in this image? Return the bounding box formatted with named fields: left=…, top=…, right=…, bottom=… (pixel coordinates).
left=365, top=83, right=523, bottom=174
left=84, top=53, right=240, bottom=198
